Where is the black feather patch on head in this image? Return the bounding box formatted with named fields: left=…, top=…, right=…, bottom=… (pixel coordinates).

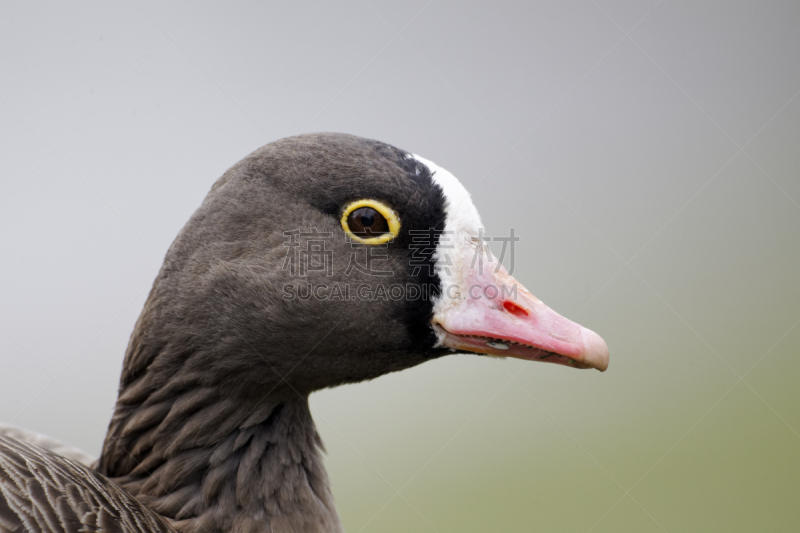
left=269, top=134, right=450, bottom=355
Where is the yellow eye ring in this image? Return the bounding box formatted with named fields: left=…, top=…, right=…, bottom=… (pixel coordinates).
left=340, top=199, right=401, bottom=244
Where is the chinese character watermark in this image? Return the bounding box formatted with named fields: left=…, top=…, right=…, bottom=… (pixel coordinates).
left=282, top=229, right=333, bottom=277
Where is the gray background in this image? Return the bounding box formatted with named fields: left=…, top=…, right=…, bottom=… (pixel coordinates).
left=2, top=1, right=799, bottom=531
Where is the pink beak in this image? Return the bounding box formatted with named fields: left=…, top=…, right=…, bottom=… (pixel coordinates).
left=433, top=249, right=609, bottom=371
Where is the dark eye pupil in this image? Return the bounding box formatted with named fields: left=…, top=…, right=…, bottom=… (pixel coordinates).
left=359, top=213, right=375, bottom=227
left=347, top=207, right=390, bottom=238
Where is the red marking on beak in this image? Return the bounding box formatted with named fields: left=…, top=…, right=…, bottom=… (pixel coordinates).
left=502, top=300, right=529, bottom=318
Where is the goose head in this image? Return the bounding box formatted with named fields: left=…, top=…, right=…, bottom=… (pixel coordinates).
left=100, top=132, right=608, bottom=532
left=130, top=133, right=606, bottom=393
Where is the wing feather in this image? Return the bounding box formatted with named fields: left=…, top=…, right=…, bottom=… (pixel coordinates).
left=0, top=434, right=175, bottom=533
left=0, top=426, right=95, bottom=468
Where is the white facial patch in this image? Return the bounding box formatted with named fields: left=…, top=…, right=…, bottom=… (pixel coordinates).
left=411, top=154, right=483, bottom=237
left=410, top=154, right=485, bottom=345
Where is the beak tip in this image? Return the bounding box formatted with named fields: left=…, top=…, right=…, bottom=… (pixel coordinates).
left=581, top=328, right=610, bottom=372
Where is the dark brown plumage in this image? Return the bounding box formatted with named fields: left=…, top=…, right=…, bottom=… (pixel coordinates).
left=0, top=435, right=174, bottom=532
left=0, top=133, right=608, bottom=533
left=3, top=134, right=449, bottom=533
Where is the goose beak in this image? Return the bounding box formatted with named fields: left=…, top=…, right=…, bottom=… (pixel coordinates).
left=432, top=247, right=609, bottom=372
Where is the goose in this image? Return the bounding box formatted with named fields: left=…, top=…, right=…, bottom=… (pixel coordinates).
left=0, top=133, right=609, bottom=533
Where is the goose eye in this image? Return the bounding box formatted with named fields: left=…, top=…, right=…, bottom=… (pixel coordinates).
left=348, top=208, right=388, bottom=237
left=340, top=199, right=401, bottom=244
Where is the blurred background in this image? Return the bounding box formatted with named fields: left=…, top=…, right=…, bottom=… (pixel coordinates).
left=1, top=1, right=799, bottom=531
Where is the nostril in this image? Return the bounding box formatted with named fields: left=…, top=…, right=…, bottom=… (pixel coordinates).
left=502, top=300, right=529, bottom=317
